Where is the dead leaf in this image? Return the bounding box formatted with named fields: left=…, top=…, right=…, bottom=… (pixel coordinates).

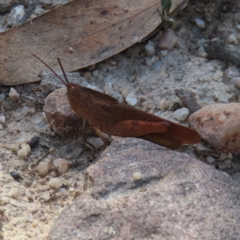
left=0, top=0, right=186, bottom=86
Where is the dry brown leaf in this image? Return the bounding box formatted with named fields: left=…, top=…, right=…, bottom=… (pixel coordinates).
left=0, top=0, right=186, bottom=86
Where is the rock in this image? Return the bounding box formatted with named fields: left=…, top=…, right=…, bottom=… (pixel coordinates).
left=49, top=177, right=63, bottom=189
left=227, top=34, right=238, bottom=45
left=189, top=103, right=240, bottom=153
left=3, top=5, right=25, bottom=28
left=9, top=87, right=20, bottom=101
left=43, top=88, right=83, bottom=136
left=206, top=155, right=215, bottom=163
left=198, top=45, right=207, bottom=57
left=145, top=43, right=155, bottom=57
left=132, top=171, right=142, bottom=181
left=17, top=148, right=28, bottom=159
left=37, top=161, right=49, bottom=176
left=53, top=158, right=69, bottom=174
left=21, top=144, right=31, bottom=156
left=49, top=138, right=240, bottom=240
left=159, top=29, right=178, bottom=50
left=86, top=137, right=104, bottom=150
left=125, top=91, right=137, bottom=106
left=195, top=18, right=206, bottom=29
left=173, top=107, right=190, bottom=121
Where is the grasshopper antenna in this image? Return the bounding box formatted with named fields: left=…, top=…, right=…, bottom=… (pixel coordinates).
left=32, top=54, right=67, bottom=87
left=57, top=58, right=69, bottom=84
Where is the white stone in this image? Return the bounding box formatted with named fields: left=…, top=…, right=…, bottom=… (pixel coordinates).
left=53, top=158, right=69, bottom=173
left=9, top=87, right=20, bottom=101
left=206, top=156, right=215, bottom=164
left=126, top=91, right=138, bottom=106
left=37, top=161, right=49, bottom=176
left=145, top=43, right=155, bottom=57
left=198, top=46, right=207, bottom=58
left=21, top=144, right=31, bottom=156
left=133, top=172, right=142, bottom=181
left=173, top=108, right=190, bottom=121
left=86, top=137, right=104, bottom=149
left=227, top=34, right=238, bottom=45
left=49, top=178, right=63, bottom=189
left=6, top=5, right=25, bottom=26
left=195, top=18, right=206, bottom=29
left=160, top=50, right=168, bottom=57
left=17, top=148, right=28, bottom=159
left=111, top=91, right=123, bottom=103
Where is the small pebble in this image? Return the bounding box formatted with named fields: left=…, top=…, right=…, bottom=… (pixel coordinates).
left=145, top=43, right=155, bottom=57
left=9, top=87, right=20, bottom=101
left=53, top=158, right=69, bottom=173
left=11, top=144, right=19, bottom=153
left=68, top=47, right=74, bottom=52
left=198, top=46, right=207, bottom=57
left=133, top=172, right=142, bottom=181
left=21, top=144, right=31, bottom=156
left=206, top=156, right=215, bottom=164
left=173, top=108, right=190, bottom=121
left=10, top=171, right=22, bottom=180
left=158, top=99, right=170, bottom=111
left=227, top=34, right=238, bottom=45
left=49, top=177, right=63, bottom=189
left=28, top=136, right=40, bottom=149
left=159, top=29, right=178, bottom=50
left=17, top=148, right=28, bottom=159
left=86, top=137, right=104, bottom=149
left=111, top=91, right=123, bottom=103
left=37, top=161, right=49, bottom=176
left=237, top=24, right=240, bottom=30
left=195, top=18, right=205, bottom=29
left=160, top=50, right=168, bottom=57
left=0, top=116, right=6, bottom=124
left=125, top=91, right=138, bottom=106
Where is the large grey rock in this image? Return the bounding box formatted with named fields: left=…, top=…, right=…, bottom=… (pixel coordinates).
left=50, top=138, right=240, bottom=240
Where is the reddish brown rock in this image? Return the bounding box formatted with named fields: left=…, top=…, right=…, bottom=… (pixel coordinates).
left=189, top=103, right=240, bottom=153
left=43, top=88, right=83, bottom=136
left=50, top=138, right=240, bottom=240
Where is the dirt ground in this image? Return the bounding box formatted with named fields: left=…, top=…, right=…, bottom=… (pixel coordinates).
left=1, top=1, right=240, bottom=239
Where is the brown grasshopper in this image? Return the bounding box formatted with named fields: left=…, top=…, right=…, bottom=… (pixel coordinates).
left=33, top=54, right=201, bottom=152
